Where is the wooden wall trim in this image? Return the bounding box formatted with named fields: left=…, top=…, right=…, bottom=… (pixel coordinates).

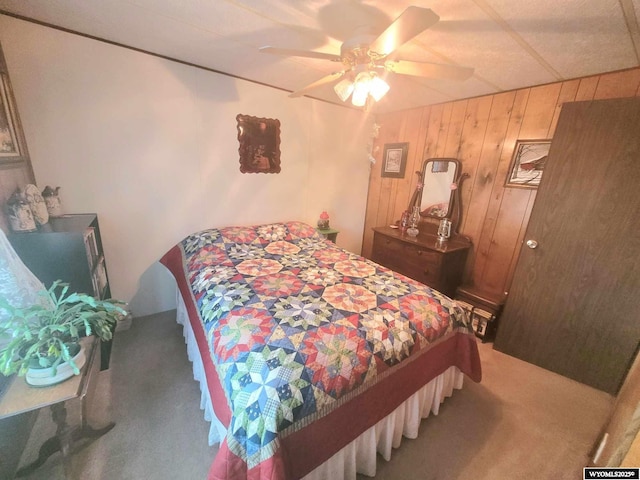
left=364, top=67, right=640, bottom=296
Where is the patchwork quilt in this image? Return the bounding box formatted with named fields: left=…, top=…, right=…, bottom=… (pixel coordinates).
left=160, top=221, right=481, bottom=480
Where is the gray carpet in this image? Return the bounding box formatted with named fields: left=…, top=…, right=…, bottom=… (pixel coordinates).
left=17, top=311, right=613, bottom=480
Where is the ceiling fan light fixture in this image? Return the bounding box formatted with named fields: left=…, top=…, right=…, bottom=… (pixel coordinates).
left=263, top=7, right=474, bottom=107
left=351, top=74, right=370, bottom=107
left=369, top=75, right=390, bottom=101
left=334, top=78, right=354, bottom=102
left=346, top=71, right=389, bottom=106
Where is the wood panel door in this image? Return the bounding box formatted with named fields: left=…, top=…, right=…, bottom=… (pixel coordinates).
left=494, top=97, right=640, bottom=395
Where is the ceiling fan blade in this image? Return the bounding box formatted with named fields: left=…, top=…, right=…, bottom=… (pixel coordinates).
left=259, top=46, right=342, bottom=62
left=368, top=6, right=439, bottom=57
left=289, top=71, right=347, bottom=98
left=385, top=59, right=474, bottom=81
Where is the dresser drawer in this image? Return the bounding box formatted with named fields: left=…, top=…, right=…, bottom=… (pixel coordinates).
left=400, top=260, right=442, bottom=286
left=372, top=234, right=442, bottom=286
left=370, top=227, right=471, bottom=298
left=375, top=236, right=440, bottom=265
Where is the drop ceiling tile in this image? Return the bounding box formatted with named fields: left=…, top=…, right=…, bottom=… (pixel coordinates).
left=124, top=0, right=336, bottom=52
left=403, top=0, right=558, bottom=91
left=407, top=75, right=499, bottom=101
left=0, top=0, right=638, bottom=110
left=486, top=0, right=638, bottom=78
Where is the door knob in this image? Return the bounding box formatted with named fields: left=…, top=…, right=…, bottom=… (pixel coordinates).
left=526, top=239, right=538, bottom=249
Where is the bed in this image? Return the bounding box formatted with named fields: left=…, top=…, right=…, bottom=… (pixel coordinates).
left=160, top=221, right=481, bottom=480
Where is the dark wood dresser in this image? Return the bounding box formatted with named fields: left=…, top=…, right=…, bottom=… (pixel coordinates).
left=370, top=226, right=471, bottom=298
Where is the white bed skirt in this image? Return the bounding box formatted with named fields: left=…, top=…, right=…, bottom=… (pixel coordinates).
left=176, top=293, right=464, bottom=479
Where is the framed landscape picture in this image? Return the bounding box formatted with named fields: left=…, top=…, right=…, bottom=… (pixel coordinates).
left=381, top=142, right=408, bottom=178
left=505, top=139, right=551, bottom=188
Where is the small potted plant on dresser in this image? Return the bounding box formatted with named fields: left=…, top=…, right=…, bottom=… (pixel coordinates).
left=0, top=281, right=125, bottom=386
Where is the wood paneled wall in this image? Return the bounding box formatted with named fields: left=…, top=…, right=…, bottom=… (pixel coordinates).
left=363, top=68, right=640, bottom=296
left=0, top=41, right=35, bottom=233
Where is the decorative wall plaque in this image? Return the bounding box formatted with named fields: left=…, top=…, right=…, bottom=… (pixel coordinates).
left=236, top=114, right=281, bottom=174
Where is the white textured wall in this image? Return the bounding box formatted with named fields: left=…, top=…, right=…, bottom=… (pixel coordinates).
left=0, top=15, right=372, bottom=316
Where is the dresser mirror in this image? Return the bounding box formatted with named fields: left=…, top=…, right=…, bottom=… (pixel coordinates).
left=418, top=158, right=461, bottom=218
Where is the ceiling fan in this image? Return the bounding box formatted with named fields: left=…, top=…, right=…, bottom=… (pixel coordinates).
left=259, top=6, right=474, bottom=107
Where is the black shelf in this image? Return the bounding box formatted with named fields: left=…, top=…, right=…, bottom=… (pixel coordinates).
left=8, top=214, right=114, bottom=369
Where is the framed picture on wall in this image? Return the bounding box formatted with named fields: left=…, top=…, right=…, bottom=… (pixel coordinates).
left=0, top=73, right=22, bottom=161
left=381, top=142, right=408, bottom=178
left=236, top=114, right=281, bottom=174
left=505, top=139, right=552, bottom=188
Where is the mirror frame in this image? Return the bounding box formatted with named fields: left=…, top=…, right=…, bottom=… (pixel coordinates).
left=407, top=157, right=469, bottom=236
left=417, top=158, right=461, bottom=219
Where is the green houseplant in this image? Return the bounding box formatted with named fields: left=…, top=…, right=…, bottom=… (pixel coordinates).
left=0, top=280, right=126, bottom=386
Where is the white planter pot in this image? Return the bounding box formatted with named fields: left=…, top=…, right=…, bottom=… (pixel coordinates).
left=25, top=345, right=86, bottom=387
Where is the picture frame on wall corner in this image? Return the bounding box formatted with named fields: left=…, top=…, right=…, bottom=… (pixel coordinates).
left=381, top=142, right=408, bottom=178
left=0, top=73, right=23, bottom=163
left=505, top=139, right=552, bottom=189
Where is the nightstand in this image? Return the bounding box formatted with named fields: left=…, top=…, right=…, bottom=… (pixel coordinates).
left=455, top=285, right=507, bottom=342
left=316, top=228, right=339, bottom=243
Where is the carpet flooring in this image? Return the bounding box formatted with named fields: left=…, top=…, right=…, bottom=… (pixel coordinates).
left=16, top=310, right=613, bottom=480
